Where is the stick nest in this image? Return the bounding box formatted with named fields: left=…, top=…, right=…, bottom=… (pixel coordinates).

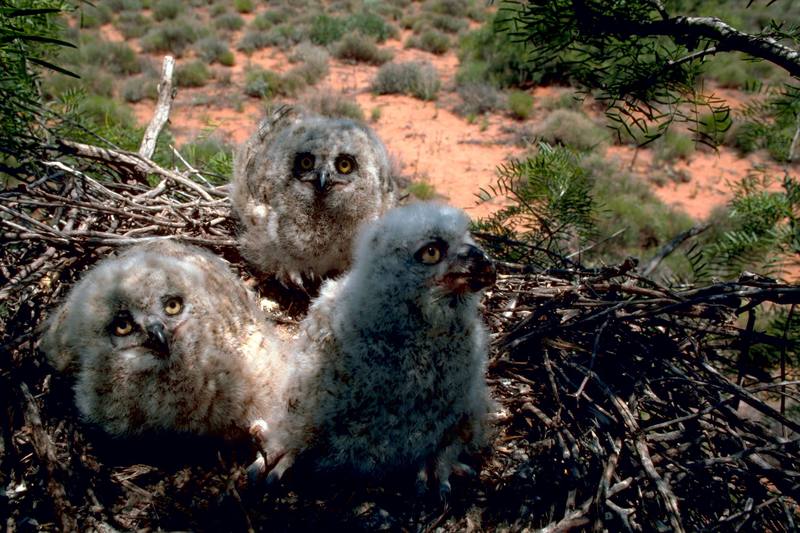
left=1, top=144, right=799, bottom=532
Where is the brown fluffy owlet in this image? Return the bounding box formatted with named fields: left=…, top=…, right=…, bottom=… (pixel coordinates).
left=40, top=240, right=290, bottom=441
left=230, top=106, right=396, bottom=288
left=262, top=203, right=496, bottom=497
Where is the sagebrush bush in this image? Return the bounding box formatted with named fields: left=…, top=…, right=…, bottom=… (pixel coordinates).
left=533, top=109, right=609, bottom=150
left=457, top=8, right=543, bottom=88
left=654, top=130, right=695, bottom=162
left=140, top=21, right=200, bottom=56
left=196, top=37, right=234, bottom=66
left=153, top=0, right=183, bottom=21
left=234, top=0, right=254, bottom=14
left=263, top=23, right=309, bottom=50
left=289, top=43, right=330, bottom=85
left=107, top=0, right=143, bottom=10
left=175, top=60, right=211, bottom=87
left=115, top=12, right=151, bottom=39
left=346, top=11, right=398, bottom=42
left=405, top=29, right=449, bottom=55
left=122, top=76, right=159, bottom=103
left=214, top=12, right=245, bottom=31
left=310, top=14, right=344, bottom=45
left=244, top=67, right=283, bottom=98
left=334, top=34, right=393, bottom=65
left=77, top=38, right=142, bottom=75
left=78, top=4, right=112, bottom=28
left=508, top=90, right=534, bottom=120
left=372, top=61, right=441, bottom=101
left=582, top=153, right=694, bottom=270
left=301, top=92, right=364, bottom=121
left=457, top=82, right=505, bottom=115
left=77, top=95, right=136, bottom=129
left=42, top=66, right=114, bottom=100
left=429, top=14, right=468, bottom=34
left=237, top=31, right=271, bottom=53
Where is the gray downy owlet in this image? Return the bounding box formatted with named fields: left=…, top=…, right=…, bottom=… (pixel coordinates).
left=230, top=106, right=397, bottom=288
left=259, top=202, right=497, bottom=498
left=40, top=239, right=291, bottom=448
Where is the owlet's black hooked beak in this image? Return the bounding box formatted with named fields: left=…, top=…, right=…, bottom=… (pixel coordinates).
left=144, top=321, right=170, bottom=357
left=441, top=244, right=497, bottom=294
left=315, top=169, right=331, bottom=193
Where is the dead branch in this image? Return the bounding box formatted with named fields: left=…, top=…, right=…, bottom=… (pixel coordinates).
left=139, top=55, right=175, bottom=160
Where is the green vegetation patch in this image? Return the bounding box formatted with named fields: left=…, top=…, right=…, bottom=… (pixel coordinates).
left=372, top=61, right=441, bottom=101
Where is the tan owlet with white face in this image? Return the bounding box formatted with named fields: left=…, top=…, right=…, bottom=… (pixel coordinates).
left=230, top=106, right=396, bottom=287
left=40, top=240, right=290, bottom=440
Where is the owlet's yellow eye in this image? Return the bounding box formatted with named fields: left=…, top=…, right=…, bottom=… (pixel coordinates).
left=164, top=297, right=183, bottom=316
left=298, top=154, right=314, bottom=171
left=335, top=155, right=355, bottom=174
left=418, top=244, right=442, bottom=265
left=113, top=316, right=134, bottom=336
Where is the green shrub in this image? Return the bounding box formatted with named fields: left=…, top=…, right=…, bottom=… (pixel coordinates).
left=407, top=180, right=437, bottom=200
left=289, top=43, right=329, bottom=85
left=334, top=34, right=393, bottom=65
left=310, top=14, right=344, bottom=45
left=654, top=130, right=695, bottom=162
left=140, top=21, right=200, bottom=56
left=116, top=12, right=151, bottom=39
left=582, top=154, right=694, bottom=268
left=107, top=0, right=143, bottom=10
left=697, top=109, right=733, bottom=145
left=406, top=29, right=449, bottom=55
left=179, top=135, right=233, bottom=183
left=301, top=92, right=364, bottom=121
left=153, top=0, right=183, bottom=21
left=244, top=67, right=283, bottom=98
left=253, top=8, right=292, bottom=29
left=263, top=23, right=309, bottom=50
left=540, top=91, right=583, bottom=111
left=457, top=8, right=543, bottom=88
left=429, top=14, right=468, bottom=34
left=456, top=82, right=504, bottom=115
left=78, top=4, right=112, bottom=28
left=372, top=61, right=441, bottom=101
left=215, top=12, right=245, bottom=31
left=237, top=31, right=271, bottom=53
left=346, top=11, right=398, bottom=43
left=77, top=95, right=136, bottom=129
left=80, top=39, right=141, bottom=75
left=42, top=66, right=114, bottom=100
left=175, top=60, right=211, bottom=87
left=234, top=0, right=254, bottom=13
left=196, top=37, right=235, bottom=66
left=508, top=90, right=533, bottom=120
left=122, top=76, right=159, bottom=103
left=533, top=109, right=609, bottom=151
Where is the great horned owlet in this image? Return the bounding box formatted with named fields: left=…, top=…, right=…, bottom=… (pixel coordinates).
left=263, top=202, right=496, bottom=496
left=40, top=240, right=290, bottom=442
left=230, top=106, right=396, bottom=288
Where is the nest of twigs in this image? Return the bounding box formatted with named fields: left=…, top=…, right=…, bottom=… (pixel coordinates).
left=3, top=130, right=800, bottom=530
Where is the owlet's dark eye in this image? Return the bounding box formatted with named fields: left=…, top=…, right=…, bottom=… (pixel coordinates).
left=416, top=242, right=444, bottom=265
left=297, top=153, right=315, bottom=171
left=335, top=155, right=356, bottom=175
left=112, top=314, right=134, bottom=336
left=163, top=296, right=183, bottom=316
